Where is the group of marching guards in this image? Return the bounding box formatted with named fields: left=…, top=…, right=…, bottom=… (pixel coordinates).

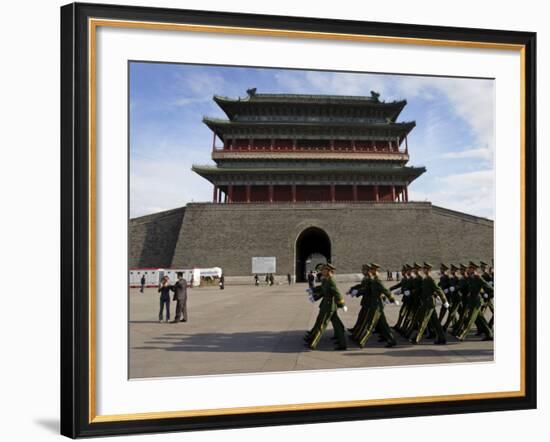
left=303, top=261, right=494, bottom=351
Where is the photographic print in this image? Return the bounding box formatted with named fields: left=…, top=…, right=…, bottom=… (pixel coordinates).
left=128, top=63, right=495, bottom=379
left=61, top=4, right=536, bottom=436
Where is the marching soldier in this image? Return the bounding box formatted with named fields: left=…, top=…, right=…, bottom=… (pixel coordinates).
left=409, top=262, right=449, bottom=345
left=456, top=262, right=494, bottom=341
left=346, top=264, right=371, bottom=336
left=355, top=263, right=399, bottom=348
left=480, top=261, right=492, bottom=283
left=437, top=263, right=451, bottom=323
left=442, top=264, right=462, bottom=332
left=403, top=262, right=424, bottom=339
left=304, top=264, right=348, bottom=351
left=451, top=263, right=471, bottom=336
left=390, top=264, right=411, bottom=334
left=488, top=265, right=495, bottom=329
left=479, top=261, right=495, bottom=329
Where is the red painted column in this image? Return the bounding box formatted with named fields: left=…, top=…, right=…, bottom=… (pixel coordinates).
left=269, top=185, right=274, bottom=203
left=292, top=139, right=297, bottom=151
left=352, top=139, right=356, bottom=151
left=292, top=184, right=296, bottom=203
left=391, top=185, right=396, bottom=201
left=248, top=138, right=252, bottom=151
left=352, top=185, right=358, bottom=202
left=330, top=140, right=335, bottom=151
left=330, top=184, right=336, bottom=202
left=213, top=185, right=218, bottom=203
left=246, top=185, right=251, bottom=203
left=404, top=186, right=409, bottom=202
left=228, top=185, right=233, bottom=203
left=374, top=185, right=379, bottom=202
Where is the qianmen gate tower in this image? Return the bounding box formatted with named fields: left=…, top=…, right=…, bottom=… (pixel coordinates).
left=192, top=89, right=426, bottom=204
left=130, top=89, right=493, bottom=281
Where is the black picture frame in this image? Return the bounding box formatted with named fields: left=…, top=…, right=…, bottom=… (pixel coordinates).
left=61, top=2, right=537, bottom=438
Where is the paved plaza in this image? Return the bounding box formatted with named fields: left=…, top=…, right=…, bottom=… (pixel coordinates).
left=129, top=282, right=494, bottom=379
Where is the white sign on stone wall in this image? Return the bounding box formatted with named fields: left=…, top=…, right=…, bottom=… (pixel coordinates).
left=252, top=257, right=276, bottom=274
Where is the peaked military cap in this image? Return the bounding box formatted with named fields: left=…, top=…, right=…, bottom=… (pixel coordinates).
left=361, top=263, right=371, bottom=270
left=440, top=263, right=449, bottom=271
left=459, top=263, right=467, bottom=270
left=480, top=261, right=488, bottom=267
left=401, top=264, right=408, bottom=271
left=412, top=262, right=422, bottom=269
left=369, top=262, right=381, bottom=270
left=450, top=264, right=459, bottom=271
left=423, top=261, right=433, bottom=269
left=323, top=263, right=336, bottom=271
left=468, top=261, right=479, bottom=269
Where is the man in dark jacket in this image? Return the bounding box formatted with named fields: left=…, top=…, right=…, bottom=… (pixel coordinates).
left=140, top=274, right=146, bottom=293
left=170, top=272, right=188, bottom=323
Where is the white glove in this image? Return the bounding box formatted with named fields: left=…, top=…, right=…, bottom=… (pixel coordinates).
left=450, top=286, right=455, bottom=292
left=308, top=294, right=315, bottom=303
left=306, top=288, right=313, bottom=295
left=394, top=300, right=401, bottom=306
left=483, top=293, right=489, bottom=299
left=444, top=288, right=449, bottom=294
left=443, top=302, right=450, bottom=309
left=351, top=289, right=358, bottom=297
left=394, top=289, right=402, bottom=296
left=342, top=305, right=348, bottom=312
left=404, top=290, right=411, bottom=296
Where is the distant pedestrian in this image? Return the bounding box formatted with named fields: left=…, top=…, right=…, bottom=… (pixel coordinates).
left=140, top=274, right=146, bottom=293
left=254, top=274, right=259, bottom=286
left=265, top=274, right=269, bottom=285
left=287, top=273, right=292, bottom=285
left=219, top=273, right=225, bottom=290
left=170, top=272, right=188, bottom=323
left=157, top=275, right=171, bottom=322
left=269, top=274, right=275, bottom=286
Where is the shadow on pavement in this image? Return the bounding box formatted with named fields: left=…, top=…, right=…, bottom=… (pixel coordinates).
left=131, top=329, right=493, bottom=357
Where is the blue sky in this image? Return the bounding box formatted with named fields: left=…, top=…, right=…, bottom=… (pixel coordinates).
left=130, top=62, right=494, bottom=219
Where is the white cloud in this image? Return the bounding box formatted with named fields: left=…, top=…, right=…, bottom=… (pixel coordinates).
left=130, top=151, right=212, bottom=218
left=410, top=169, right=494, bottom=219
left=442, top=147, right=493, bottom=161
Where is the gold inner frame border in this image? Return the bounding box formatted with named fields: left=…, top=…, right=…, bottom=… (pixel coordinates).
left=87, top=17, right=527, bottom=424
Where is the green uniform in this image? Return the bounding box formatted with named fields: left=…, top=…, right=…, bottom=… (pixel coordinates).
left=452, top=274, right=471, bottom=336
left=480, top=271, right=495, bottom=328
left=308, top=276, right=347, bottom=349
left=442, top=274, right=462, bottom=332
left=403, top=274, right=424, bottom=338
left=457, top=274, right=493, bottom=341
left=356, top=276, right=397, bottom=348
left=437, top=273, right=451, bottom=323
left=390, top=276, right=411, bottom=333
left=411, top=275, right=448, bottom=344
left=348, top=276, right=371, bottom=335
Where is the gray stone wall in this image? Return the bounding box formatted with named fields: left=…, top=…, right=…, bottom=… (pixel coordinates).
left=129, top=207, right=186, bottom=268
left=170, top=202, right=493, bottom=276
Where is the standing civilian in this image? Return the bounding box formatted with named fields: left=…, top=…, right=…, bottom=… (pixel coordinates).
left=157, top=275, right=171, bottom=323
left=170, top=272, right=188, bottom=323
left=140, top=274, right=146, bottom=293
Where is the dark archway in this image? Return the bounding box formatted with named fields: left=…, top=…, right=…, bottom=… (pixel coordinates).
left=295, top=227, right=331, bottom=282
